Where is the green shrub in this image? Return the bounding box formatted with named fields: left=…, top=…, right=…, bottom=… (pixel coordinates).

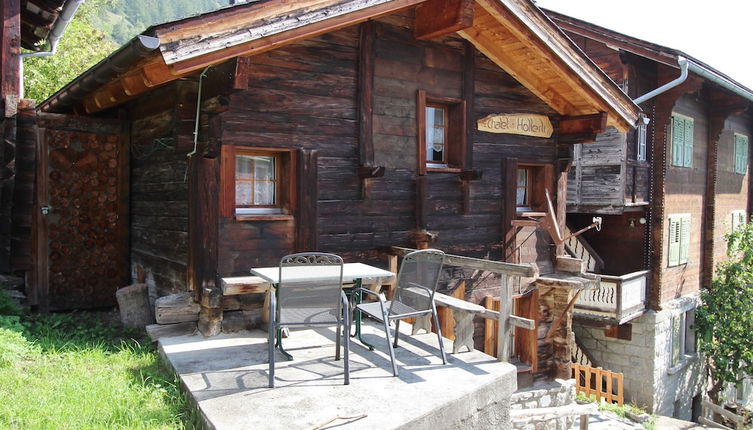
left=0, top=289, right=22, bottom=316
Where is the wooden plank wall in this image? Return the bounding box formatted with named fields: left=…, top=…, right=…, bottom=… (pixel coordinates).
left=214, top=10, right=560, bottom=276
left=711, top=112, right=752, bottom=276
left=10, top=108, right=35, bottom=273
left=128, top=83, right=195, bottom=297
left=660, top=93, right=708, bottom=303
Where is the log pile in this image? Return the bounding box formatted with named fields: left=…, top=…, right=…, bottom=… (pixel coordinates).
left=46, top=129, right=123, bottom=308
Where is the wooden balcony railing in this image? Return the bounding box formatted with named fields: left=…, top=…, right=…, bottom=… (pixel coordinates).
left=573, top=270, right=648, bottom=324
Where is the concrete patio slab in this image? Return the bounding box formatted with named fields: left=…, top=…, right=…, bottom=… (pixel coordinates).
left=158, top=321, right=517, bottom=430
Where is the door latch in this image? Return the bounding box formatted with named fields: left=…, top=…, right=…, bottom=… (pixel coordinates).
left=41, top=205, right=52, bottom=215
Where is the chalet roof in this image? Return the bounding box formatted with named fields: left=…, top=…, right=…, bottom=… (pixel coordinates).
left=40, top=0, right=641, bottom=131
left=545, top=9, right=753, bottom=102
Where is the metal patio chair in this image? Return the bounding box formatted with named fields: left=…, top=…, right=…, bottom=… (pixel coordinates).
left=353, top=249, right=447, bottom=376
left=268, top=252, right=349, bottom=388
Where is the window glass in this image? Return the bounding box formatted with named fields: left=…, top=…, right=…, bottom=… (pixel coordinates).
left=671, top=314, right=682, bottom=367
left=516, top=168, right=529, bottom=206
left=236, top=155, right=276, bottom=207
left=426, top=105, right=446, bottom=164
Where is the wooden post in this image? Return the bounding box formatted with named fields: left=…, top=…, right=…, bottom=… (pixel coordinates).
left=357, top=21, right=376, bottom=199
left=385, top=254, right=398, bottom=300
left=497, top=274, right=513, bottom=361
left=501, top=158, right=518, bottom=263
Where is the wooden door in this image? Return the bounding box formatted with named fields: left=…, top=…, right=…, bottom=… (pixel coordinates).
left=34, top=114, right=128, bottom=311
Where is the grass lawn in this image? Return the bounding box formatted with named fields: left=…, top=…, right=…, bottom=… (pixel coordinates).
left=0, top=293, right=198, bottom=430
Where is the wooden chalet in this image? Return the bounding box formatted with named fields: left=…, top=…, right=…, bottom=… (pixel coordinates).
left=16, top=0, right=642, bottom=379
left=546, top=10, right=753, bottom=418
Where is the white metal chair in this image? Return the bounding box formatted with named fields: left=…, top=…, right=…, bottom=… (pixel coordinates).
left=353, top=249, right=447, bottom=376
left=268, top=252, right=349, bottom=388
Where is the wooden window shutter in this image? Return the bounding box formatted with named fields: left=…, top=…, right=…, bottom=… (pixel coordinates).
left=679, top=215, right=690, bottom=264
left=671, top=116, right=684, bottom=167
left=668, top=216, right=680, bottom=267
left=416, top=90, right=427, bottom=175
left=735, top=134, right=748, bottom=175
left=683, top=118, right=693, bottom=167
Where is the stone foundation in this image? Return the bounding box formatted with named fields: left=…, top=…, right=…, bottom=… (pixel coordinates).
left=573, top=293, right=704, bottom=418
left=511, top=379, right=576, bottom=430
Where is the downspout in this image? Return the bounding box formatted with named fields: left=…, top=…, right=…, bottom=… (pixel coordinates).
left=633, top=56, right=689, bottom=104
left=19, top=0, right=86, bottom=98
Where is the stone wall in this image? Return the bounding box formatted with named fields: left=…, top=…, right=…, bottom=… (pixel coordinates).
left=511, top=379, right=576, bottom=430
left=573, top=293, right=704, bottom=418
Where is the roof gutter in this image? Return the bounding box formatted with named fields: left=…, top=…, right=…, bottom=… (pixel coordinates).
left=633, top=55, right=753, bottom=105
left=685, top=59, right=753, bottom=104
left=41, top=35, right=161, bottom=112
left=633, top=56, right=688, bottom=104
left=19, top=0, right=86, bottom=98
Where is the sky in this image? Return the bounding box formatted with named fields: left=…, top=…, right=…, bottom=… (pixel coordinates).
left=534, top=0, right=753, bottom=91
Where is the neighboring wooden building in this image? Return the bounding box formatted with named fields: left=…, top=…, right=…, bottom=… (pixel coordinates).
left=19, top=0, right=641, bottom=378
left=1, top=0, right=80, bottom=276
left=546, top=10, right=753, bottom=419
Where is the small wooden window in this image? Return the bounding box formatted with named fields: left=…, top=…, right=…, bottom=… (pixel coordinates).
left=221, top=146, right=295, bottom=219
left=516, top=168, right=529, bottom=207
left=732, top=210, right=746, bottom=232
left=417, top=90, right=466, bottom=174
left=425, top=104, right=448, bottom=166
left=235, top=154, right=278, bottom=209
left=514, top=164, right=553, bottom=213
left=668, top=213, right=690, bottom=267
left=636, top=122, right=647, bottom=161
left=671, top=114, right=693, bottom=168
left=734, top=134, right=748, bottom=175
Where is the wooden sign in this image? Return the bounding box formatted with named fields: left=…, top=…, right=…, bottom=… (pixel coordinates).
left=477, top=113, right=553, bottom=138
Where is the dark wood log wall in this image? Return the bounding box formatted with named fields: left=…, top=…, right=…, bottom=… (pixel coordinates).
left=214, top=11, right=559, bottom=277
left=128, top=83, right=195, bottom=297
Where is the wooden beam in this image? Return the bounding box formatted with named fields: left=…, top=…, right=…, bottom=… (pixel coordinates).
left=387, top=246, right=537, bottom=277
left=415, top=0, right=474, bottom=40
left=232, top=56, right=251, bottom=90
left=559, top=113, right=607, bottom=135
left=501, top=158, right=518, bottom=263
left=296, top=149, right=318, bottom=252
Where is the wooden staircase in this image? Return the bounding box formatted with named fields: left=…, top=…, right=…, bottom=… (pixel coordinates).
left=563, top=225, right=604, bottom=273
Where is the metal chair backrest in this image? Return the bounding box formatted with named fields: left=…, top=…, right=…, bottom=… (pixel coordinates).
left=278, top=252, right=344, bottom=326
left=391, top=249, right=445, bottom=315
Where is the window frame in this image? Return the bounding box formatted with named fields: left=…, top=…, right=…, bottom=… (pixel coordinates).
left=636, top=121, right=647, bottom=162
left=667, top=213, right=690, bottom=267
left=669, top=309, right=697, bottom=372
left=234, top=152, right=281, bottom=211
left=670, top=114, right=694, bottom=168
left=416, top=90, right=467, bottom=174
left=220, top=145, right=296, bottom=220
left=515, top=163, right=553, bottom=213
left=732, top=210, right=746, bottom=232
left=734, top=133, right=749, bottom=175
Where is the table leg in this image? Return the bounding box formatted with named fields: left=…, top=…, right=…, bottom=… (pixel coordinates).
left=273, top=284, right=293, bottom=361
left=352, top=279, right=375, bottom=351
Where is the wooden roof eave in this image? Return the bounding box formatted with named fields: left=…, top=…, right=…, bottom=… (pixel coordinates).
left=79, top=0, right=430, bottom=113
left=462, top=0, right=640, bottom=132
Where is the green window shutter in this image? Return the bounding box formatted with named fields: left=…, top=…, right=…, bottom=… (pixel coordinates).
left=668, top=217, right=680, bottom=267
left=735, top=135, right=748, bottom=175
left=683, top=118, right=694, bottom=167
left=679, top=215, right=690, bottom=264
left=671, top=116, right=684, bottom=167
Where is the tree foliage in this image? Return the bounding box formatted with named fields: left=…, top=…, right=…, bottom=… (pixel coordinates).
left=23, top=0, right=233, bottom=102
left=695, top=219, right=753, bottom=399
left=23, top=0, right=117, bottom=102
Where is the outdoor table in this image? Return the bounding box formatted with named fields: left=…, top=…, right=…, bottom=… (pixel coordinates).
left=251, top=262, right=396, bottom=358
